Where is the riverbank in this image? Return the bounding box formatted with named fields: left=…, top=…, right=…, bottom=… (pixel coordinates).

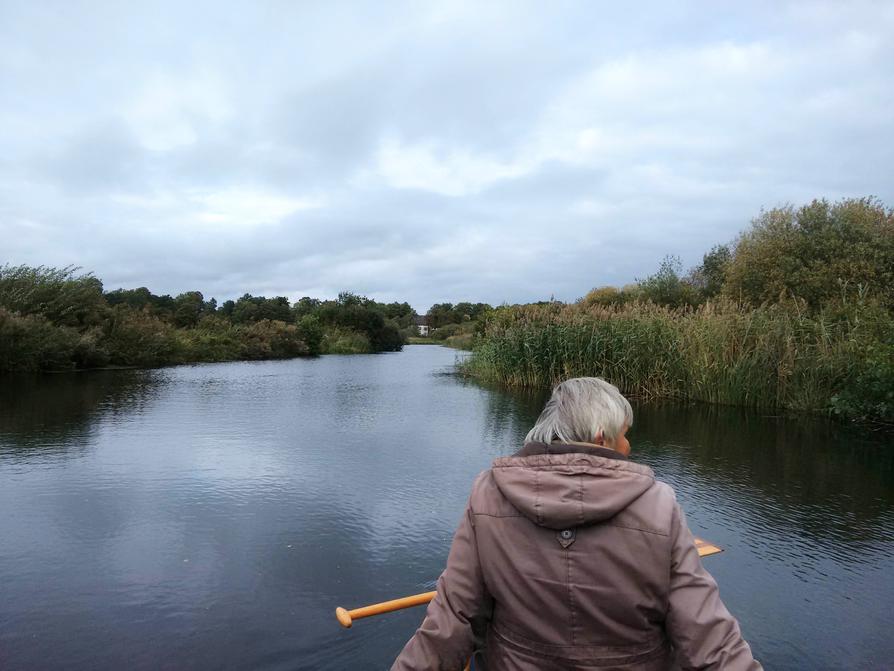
left=0, top=267, right=410, bottom=372
left=407, top=334, right=474, bottom=349
left=461, top=299, right=894, bottom=426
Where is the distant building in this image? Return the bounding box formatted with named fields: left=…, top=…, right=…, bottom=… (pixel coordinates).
left=413, top=315, right=430, bottom=336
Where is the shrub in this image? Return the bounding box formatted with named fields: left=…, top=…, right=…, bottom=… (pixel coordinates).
left=829, top=303, right=894, bottom=424
left=580, top=286, right=625, bottom=307
left=445, top=333, right=475, bottom=350
left=373, top=322, right=404, bottom=352
left=636, top=256, right=701, bottom=308
left=176, top=316, right=241, bottom=362
left=102, top=306, right=182, bottom=367
left=237, top=319, right=310, bottom=360
left=320, top=327, right=372, bottom=354
left=0, top=264, right=106, bottom=328
left=433, top=323, right=463, bottom=338
left=296, top=314, right=324, bottom=355
left=0, top=308, right=79, bottom=371
left=73, top=328, right=111, bottom=368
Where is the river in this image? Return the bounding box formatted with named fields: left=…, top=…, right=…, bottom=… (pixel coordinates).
left=1, top=345, right=892, bottom=669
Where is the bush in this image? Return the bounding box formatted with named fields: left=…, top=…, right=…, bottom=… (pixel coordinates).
left=237, top=319, right=310, bottom=359
left=103, top=306, right=182, bottom=367
left=176, top=316, right=241, bottom=362
left=636, top=256, right=700, bottom=308
left=320, top=327, right=372, bottom=354
left=433, top=323, right=463, bottom=338
left=373, top=322, right=404, bottom=352
left=73, top=328, right=111, bottom=368
left=0, top=308, right=79, bottom=371
left=0, top=264, right=106, bottom=328
left=830, top=304, right=894, bottom=424
left=296, top=314, right=324, bottom=355
left=445, top=333, right=475, bottom=350
left=580, top=286, right=625, bottom=307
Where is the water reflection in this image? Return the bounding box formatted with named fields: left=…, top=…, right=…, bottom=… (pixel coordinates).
left=457, top=375, right=547, bottom=452
left=0, top=350, right=891, bottom=670
left=0, top=370, right=157, bottom=461
left=633, top=403, right=894, bottom=548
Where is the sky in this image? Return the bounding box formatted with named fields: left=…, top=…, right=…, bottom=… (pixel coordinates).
left=2, top=1, right=893, bottom=311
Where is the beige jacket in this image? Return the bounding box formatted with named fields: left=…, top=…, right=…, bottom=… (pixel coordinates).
left=392, top=443, right=761, bottom=670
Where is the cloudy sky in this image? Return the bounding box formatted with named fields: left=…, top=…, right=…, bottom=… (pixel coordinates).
left=2, top=2, right=892, bottom=311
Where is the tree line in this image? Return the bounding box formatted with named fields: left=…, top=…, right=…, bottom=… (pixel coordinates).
left=0, top=266, right=426, bottom=371
left=580, top=197, right=893, bottom=312
left=0, top=261, right=503, bottom=372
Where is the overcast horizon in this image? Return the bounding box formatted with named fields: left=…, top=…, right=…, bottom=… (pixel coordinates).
left=2, top=2, right=893, bottom=312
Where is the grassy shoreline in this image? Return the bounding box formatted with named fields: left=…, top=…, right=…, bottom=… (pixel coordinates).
left=461, top=300, right=893, bottom=426
left=407, top=334, right=475, bottom=349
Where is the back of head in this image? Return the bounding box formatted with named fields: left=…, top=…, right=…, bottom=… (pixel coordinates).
left=525, top=377, right=633, bottom=444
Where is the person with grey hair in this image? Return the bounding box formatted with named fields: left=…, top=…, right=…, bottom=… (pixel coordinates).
left=524, top=376, right=634, bottom=448
left=393, top=377, right=761, bottom=670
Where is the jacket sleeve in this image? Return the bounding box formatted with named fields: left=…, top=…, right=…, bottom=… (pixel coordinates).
left=665, top=501, right=762, bottom=670
left=391, top=502, right=492, bottom=671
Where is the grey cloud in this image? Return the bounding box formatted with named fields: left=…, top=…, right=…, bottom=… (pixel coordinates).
left=33, top=121, right=148, bottom=193
left=272, top=67, right=387, bottom=176
left=1, top=2, right=893, bottom=312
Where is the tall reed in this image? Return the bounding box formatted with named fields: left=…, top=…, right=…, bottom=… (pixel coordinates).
left=463, top=299, right=892, bottom=423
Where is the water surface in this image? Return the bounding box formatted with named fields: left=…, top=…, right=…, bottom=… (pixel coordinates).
left=1, top=346, right=892, bottom=669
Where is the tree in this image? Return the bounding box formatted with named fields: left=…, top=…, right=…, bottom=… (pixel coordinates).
left=689, top=244, right=731, bottom=299
left=106, top=287, right=176, bottom=320
left=105, top=286, right=153, bottom=309
left=220, top=299, right=236, bottom=318
left=314, top=293, right=406, bottom=352
left=724, top=198, right=894, bottom=309
left=379, top=301, right=416, bottom=328
left=0, top=264, right=106, bottom=328
left=173, top=291, right=205, bottom=328
left=228, top=294, right=291, bottom=324
left=636, top=256, right=699, bottom=308
left=292, top=297, right=321, bottom=320
left=427, top=303, right=456, bottom=328
left=237, top=319, right=310, bottom=359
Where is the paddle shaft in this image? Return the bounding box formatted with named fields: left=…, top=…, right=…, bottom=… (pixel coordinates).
left=336, top=591, right=437, bottom=628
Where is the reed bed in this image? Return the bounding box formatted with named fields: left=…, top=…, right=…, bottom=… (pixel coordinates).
left=463, top=300, right=892, bottom=422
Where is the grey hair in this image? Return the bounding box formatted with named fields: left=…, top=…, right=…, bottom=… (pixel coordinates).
left=524, top=377, right=633, bottom=444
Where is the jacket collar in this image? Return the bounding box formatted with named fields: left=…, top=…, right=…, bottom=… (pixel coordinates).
left=514, top=441, right=628, bottom=461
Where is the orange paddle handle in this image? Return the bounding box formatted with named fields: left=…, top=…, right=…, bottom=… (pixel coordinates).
left=336, top=590, right=437, bottom=628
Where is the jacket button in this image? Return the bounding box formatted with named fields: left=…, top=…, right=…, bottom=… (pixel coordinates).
left=560, top=529, right=573, bottom=540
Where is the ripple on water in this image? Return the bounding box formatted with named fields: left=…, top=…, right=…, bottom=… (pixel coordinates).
left=1, top=353, right=892, bottom=670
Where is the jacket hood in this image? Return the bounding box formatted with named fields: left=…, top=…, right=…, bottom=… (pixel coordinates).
left=491, top=442, right=656, bottom=530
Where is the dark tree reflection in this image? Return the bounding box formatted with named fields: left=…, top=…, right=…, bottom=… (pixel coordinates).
left=633, top=402, right=894, bottom=548
left=0, top=370, right=157, bottom=459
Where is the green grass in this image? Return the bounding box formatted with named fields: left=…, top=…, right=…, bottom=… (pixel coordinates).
left=407, top=334, right=475, bottom=349
left=462, top=299, right=893, bottom=425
